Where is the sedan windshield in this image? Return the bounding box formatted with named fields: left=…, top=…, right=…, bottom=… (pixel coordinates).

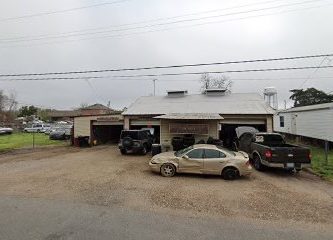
left=174, top=146, right=193, bottom=157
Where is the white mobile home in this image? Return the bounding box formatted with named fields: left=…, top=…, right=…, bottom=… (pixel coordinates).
left=274, top=102, right=333, bottom=142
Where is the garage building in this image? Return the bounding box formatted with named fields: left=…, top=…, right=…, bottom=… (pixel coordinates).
left=123, top=89, right=275, bottom=150
left=73, top=113, right=123, bottom=146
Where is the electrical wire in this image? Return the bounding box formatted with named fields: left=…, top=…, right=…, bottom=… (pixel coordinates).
left=0, top=0, right=131, bottom=23
left=0, top=0, right=325, bottom=44
left=298, top=57, right=331, bottom=88
left=0, top=53, right=332, bottom=77
left=1, top=65, right=333, bottom=81
left=1, top=76, right=332, bottom=82
left=0, top=0, right=287, bottom=41
left=2, top=1, right=331, bottom=48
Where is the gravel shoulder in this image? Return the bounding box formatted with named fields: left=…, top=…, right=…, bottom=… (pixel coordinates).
left=0, top=145, right=332, bottom=227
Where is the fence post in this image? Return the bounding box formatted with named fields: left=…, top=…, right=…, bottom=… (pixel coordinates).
left=32, top=132, right=35, bottom=149
left=325, top=140, right=329, bottom=165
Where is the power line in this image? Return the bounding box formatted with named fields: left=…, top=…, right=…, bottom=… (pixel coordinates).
left=0, top=0, right=131, bottom=23
left=1, top=65, right=333, bottom=81
left=298, top=57, right=331, bottom=88
left=0, top=0, right=286, bottom=41
left=2, top=1, right=331, bottom=48
left=0, top=53, right=332, bottom=78
left=0, top=0, right=324, bottom=44
left=1, top=76, right=332, bottom=82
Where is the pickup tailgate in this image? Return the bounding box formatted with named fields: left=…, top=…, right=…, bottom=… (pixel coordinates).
left=270, top=146, right=311, bottom=163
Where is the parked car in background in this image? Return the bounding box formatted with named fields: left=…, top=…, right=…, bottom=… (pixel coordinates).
left=237, top=132, right=311, bottom=172
left=118, top=130, right=153, bottom=155
left=49, top=127, right=71, bottom=140
left=24, top=124, right=51, bottom=133
left=0, top=127, right=13, bottom=135
left=149, top=144, right=252, bottom=180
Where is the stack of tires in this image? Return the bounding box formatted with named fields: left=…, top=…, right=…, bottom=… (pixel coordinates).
left=207, top=137, right=223, bottom=147
left=171, top=135, right=195, bottom=151
left=183, top=135, right=195, bottom=148
left=172, top=137, right=184, bottom=151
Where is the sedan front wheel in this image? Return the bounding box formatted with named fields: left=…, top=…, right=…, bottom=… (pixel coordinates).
left=160, top=163, right=176, bottom=177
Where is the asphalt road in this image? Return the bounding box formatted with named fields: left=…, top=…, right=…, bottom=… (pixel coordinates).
left=1, top=196, right=332, bottom=240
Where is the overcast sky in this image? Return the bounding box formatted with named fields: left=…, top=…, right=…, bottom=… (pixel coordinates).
left=0, top=0, right=332, bottom=110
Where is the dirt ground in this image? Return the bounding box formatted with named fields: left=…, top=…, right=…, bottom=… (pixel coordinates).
left=1, top=145, right=333, bottom=226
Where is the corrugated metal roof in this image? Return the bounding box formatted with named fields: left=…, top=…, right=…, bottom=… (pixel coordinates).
left=123, top=93, right=275, bottom=115
left=154, top=113, right=224, bottom=120
left=280, top=102, right=333, bottom=113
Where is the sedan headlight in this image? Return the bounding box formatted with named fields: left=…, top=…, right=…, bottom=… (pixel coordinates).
left=150, top=158, right=159, bottom=164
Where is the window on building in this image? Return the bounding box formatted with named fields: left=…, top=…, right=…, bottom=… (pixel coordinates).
left=279, top=116, right=285, bottom=127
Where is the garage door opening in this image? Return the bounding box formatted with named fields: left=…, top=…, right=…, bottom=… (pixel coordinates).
left=220, top=124, right=266, bottom=149
left=92, top=125, right=123, bottom=144
left=130, top=125, right=160, bottom=144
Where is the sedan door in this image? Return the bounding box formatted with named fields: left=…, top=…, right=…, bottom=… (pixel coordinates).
left=178, top=148, right=204, bottom=174
left=203, top=149, right=228, bottom=175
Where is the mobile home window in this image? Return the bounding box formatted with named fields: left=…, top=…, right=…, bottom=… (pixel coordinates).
left=279, top=116, right=285, bottom=127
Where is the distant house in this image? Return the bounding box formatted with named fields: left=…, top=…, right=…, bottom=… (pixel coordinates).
left=48, top=104, right=113, bottom=122
left=48, top=110, right=80, bottom=122
left=274, top=102, right=333, bottom=142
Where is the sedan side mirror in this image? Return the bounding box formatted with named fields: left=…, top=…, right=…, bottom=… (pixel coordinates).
left=182, top=155, right=189, bottom=160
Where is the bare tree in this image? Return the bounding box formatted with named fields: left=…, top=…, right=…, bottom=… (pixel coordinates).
left=200, top=73, right=232, bottom=92
left=0, top=90, right=18, bottom=124
left=0, top=90, right=6, bottom=112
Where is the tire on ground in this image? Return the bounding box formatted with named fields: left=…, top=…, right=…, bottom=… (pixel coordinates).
left=160, top=163, right=176, bottom=177
left=222, top=167, right=239, bottom=180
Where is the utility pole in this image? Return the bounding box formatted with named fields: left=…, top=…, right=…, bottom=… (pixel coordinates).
left=153, top=79, right=157, bottom=96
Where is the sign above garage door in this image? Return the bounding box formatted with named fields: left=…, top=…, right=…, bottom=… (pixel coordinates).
left=169, top=123, right=209, bottom=135
left=96, top=116, right=123, bottom=122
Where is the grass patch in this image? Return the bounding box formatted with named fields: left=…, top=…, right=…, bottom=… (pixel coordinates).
left=0, top=133, right=67, bottom=152
left=308, top=145, right=333, bottom=181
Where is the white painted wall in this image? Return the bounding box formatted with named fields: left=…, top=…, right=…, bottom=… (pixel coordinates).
left=274, top=108, right=333, bottom=141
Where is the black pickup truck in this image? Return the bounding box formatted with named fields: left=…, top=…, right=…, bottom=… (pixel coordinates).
left=238, top=132, right=311, bottom=172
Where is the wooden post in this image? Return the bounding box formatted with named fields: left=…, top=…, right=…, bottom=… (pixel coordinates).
left=325, top=140, right=329, bottom=165
left=32, top=132, right=35, bottom=149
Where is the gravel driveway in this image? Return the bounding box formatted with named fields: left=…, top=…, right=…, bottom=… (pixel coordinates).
left=0, top=145, right=333, bottom=226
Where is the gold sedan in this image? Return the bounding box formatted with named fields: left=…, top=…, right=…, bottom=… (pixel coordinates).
left=149, top=144, right=252, bottom=180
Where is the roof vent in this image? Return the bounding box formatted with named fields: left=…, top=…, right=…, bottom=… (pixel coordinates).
left=204, top=88, right=227, bottom=96
left=167, top=90, right=188, bottom=97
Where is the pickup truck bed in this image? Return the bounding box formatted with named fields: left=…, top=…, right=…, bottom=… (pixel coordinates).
left=238, top=132, right=311, bottom=171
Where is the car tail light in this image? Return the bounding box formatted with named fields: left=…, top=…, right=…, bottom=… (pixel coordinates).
left=265, top=150, right=272, bottom=158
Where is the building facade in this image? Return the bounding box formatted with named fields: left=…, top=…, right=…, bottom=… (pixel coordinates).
left=123, top=90, right=274, bottom=150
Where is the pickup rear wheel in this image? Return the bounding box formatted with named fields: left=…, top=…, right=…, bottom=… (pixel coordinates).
left=253, top=155, right=264, bottom=171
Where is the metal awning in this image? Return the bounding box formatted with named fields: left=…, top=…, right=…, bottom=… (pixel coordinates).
left=154, top=113, right=223, bottom=120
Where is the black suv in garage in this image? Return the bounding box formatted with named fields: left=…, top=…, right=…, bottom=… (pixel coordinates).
left=118, top=130, right=153, bottom=155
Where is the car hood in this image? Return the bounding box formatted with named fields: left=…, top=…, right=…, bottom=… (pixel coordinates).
left=151, top=151, right=178, bottom=163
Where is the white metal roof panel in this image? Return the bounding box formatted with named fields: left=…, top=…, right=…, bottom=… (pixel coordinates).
left=123, top=93, right=274, bottom=115
left=280, top=102, right=333, bottom=113
left=154, top=113, right=224, bottom=120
